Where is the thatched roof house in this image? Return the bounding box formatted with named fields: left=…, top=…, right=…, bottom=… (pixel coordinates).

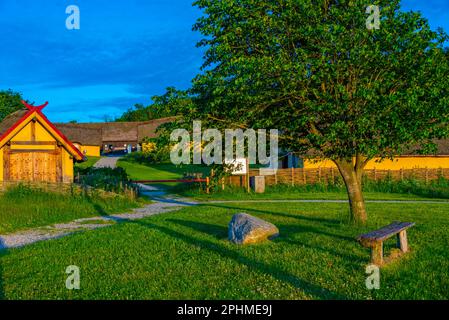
left=54, top=117, right=175, bottom=155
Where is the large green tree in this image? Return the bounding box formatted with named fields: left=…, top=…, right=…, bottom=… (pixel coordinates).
left=0, top=89, right=24, bottom=122
left=186, top=0, right=449, bottom=224
left=116, top=87, right=190, bottom=122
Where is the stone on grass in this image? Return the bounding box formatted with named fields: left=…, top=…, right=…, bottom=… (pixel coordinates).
left=228, top=213, right=279, bottom=245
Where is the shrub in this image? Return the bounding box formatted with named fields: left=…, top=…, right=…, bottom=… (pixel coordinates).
left=75, top=166, right=138, bottom=196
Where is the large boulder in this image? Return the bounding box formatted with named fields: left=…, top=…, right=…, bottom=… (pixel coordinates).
left=228, top=213, right=279, bottom=245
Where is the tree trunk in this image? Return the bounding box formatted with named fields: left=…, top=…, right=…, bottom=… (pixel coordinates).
left=335, top=159, right=367, bottom=225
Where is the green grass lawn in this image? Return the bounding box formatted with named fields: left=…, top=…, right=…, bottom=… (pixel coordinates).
left=75, top=156, right=101, bottom=170
left=1, top=200, right=448, bottom=299
left=117, top=160, right=210, bottom=188
left=0, top=186, right=144, bottom=234
left=179, top=185, right=449, bottom=202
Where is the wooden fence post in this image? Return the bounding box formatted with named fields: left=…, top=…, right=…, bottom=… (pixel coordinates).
left=246, top=158, right=250, bottom=193
left=291, top=167, right=294, bottom=186
left=206, top=177, right=210, bottom=194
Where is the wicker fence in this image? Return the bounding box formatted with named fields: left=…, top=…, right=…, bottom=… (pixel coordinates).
left=222, top=167, right=449, bottom=188
left=0, top=181, right=138, bottom=199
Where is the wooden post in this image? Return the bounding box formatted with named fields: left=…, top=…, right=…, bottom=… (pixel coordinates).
left=3, top=144, right=10, bottom=181
left=397, top=230, right=408, bottom=253
left=400, top=168, right=404, bottom=181
left=318, top=167, right=322, bottom=183
left=374, top=168, right=377, bottom=181
left=371, top=242, right=384, bottom=265
left=246, top=158, right=250, bottom=193
left=303, top=169, right=306, bottom=185
left=291, top=167, right=294, bottom=186
left=425, top=168, right=429, bottom=184
left=206, top=176, right=210, bottom=194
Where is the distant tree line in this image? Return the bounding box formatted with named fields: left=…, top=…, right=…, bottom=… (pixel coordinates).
left=0, top=89, right=24, bottom=122
left=115, top=87, right=191, bottom=122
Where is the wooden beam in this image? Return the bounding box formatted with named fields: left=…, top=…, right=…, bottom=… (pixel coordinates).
left=11, top=141, right=56, bottom=146
left=56, top=146, right=62, bottom=183
left=3, top=144, right=10, bottom=181
left=31, top=120, right=36, bottom=141
left=9, top=149, right=59, bottom=153
left=397, top=230, right=409, bottom=253
left=371, top=242, right=384, bottom=265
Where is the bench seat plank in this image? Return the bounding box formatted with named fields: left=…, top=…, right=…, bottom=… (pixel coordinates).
left=357, top=222, right=415, bottom=247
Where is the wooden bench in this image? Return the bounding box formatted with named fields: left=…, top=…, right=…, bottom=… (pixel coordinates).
left=357, top=221, right=415, bottom=265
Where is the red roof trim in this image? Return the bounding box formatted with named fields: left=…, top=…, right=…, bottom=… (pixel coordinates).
left=0, top=101, right=84, bottom=161
left=22, top=100, right=48, bottom=112
left=34, top=108, right=84, bottom=160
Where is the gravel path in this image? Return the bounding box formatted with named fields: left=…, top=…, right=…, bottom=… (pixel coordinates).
left=0, top=184, right=197, bottom=250
left=2, top=184, right=445, bottom=251
left=93, top=156, right=122, bottom=169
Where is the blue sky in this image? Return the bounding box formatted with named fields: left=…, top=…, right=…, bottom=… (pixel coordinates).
left=0, top=0, right=448, bottom=123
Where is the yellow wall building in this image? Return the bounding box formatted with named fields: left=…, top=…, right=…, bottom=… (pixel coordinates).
left=0, top=102, right=85, bottom=183
left=304, top=156, right=449, bottom=170
left=72, top=144, right=101, bottom=157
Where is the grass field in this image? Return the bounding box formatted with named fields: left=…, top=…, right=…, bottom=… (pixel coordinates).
left=0, top=186, right=143, bottom=234
left=117, top=160, right=210, bottom=188
left=75, top=156, right=101, bottom=170
left=180, top=185, right=449, bottom=202
left=1, top=200, right=448, bottom=299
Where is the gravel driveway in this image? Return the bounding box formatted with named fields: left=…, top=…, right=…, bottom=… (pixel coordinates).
left=0, top=184, right=197, bottom=250
left=93, top=156, right=122, bottom=169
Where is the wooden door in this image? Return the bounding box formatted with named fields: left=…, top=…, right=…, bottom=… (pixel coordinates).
left=7, top=149, right=62, bottom=183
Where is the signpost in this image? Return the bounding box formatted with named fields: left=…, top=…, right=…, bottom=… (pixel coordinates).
left=226, top=157, right=250, bottom=192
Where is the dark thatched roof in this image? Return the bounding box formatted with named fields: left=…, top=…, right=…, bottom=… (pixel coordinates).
left=434, top=139, right=449, bottom=155
left=137, top=117, right=175, bottom=141
left=0, top=108, right=29, bottom=136
left=54, top=117, right=175, bottom=145
left=55, top=124, right=103, bottom=146
left=403, top=139, right=449, bottom=156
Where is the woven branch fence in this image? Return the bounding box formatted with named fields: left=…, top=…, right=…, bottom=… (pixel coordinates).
left=222, top=167, right=449, bottom=188
left=0, top=181, right=138, bottom=199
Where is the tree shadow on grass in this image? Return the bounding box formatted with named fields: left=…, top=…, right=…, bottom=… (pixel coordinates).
left=168, top=218, right=365, bottom=264
left=202, top=204, right=354, bottom=242
left=129, top=219, right=348, bottom=300
left=0, top=238, right=6, bottom=300
left=279, top=238, right=366, bottom=264
left=204, top=203, right=342, bottom=225
left=93, top=203, right=108, bottom=216
left=167, top=219, right=229, bottom=239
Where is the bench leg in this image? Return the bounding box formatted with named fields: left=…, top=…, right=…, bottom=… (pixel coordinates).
left=371, top=242, right=383, bottom=265
left=397, top=230, right=408, bottom=253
